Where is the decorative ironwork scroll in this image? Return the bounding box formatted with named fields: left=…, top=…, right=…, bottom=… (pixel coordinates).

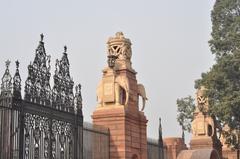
left=24, top=34, right=51, bottom=105
left=52, top=46, right=74, bottom=112
left=1, top=60, right=12, bottom=97
left=74, top=84, right=82, bottom=115
left=0, top=34, right=83, bottom=159
left=13, top=60, right=22, bottom=100
left=24, top=113, right=52, bottom=159
left=52, top=119, right=72, bottom=159
left=0, top=60, right=22, bottom=159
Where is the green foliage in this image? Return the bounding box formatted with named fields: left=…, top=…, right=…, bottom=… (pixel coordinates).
left=196, top=52, right=240, bottom=131
left=176, top=96, right=195, bottom=132
left=196, top=55, right=240, bottom=148
left=209, top=0, right=240, bottom=59
left=195, top=0, right=240, bottom=148
left=176, top=0, right=240, bottom=147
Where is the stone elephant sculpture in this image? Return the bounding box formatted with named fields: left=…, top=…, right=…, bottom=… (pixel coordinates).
left=137, top=84, right=148, bottom=111
left=96, top=75, right=129, bottom=106
left=191, top=115, right=215, bottom=137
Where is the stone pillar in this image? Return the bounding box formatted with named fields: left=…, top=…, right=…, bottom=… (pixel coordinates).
left=189, top=86, right=222, bottom=156
left=92, top=32, right=148, bottom=159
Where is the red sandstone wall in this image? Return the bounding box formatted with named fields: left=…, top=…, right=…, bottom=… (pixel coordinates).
left=163, top=137, right=187, bottom=159
left=92, top=107, right=147, bottom=159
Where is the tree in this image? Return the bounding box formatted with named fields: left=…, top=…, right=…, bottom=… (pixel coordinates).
left=209, top=0, right=240, bottom=59
left=176, top=96, right=195, bottom=133
left=195, top=0, right=240, bottom=151
left=196, top=51, right=240, bottom=150
left=176, top=0, right=240, bottom=151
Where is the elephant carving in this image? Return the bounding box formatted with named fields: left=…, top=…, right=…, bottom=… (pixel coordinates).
left=96, top=75, right=129, bottom=106
left=191, top=114, right=215, bottom=137
left=137, top=84, right=148, bottom=111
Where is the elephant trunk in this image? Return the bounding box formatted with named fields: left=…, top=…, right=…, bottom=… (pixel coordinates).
left=140, top=96, right=148, bottom=111
left=125, top=90, right=129, bottom=106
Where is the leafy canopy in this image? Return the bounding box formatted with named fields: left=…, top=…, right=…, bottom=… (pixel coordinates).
left=177, top=0, right=240, bottom=148
left=196, top=0, right=240, bottom=148
left=196, top=52, right=240, bottom=131
left=176, top=96, right=195, bottom=133
left=209, top=0, right=240, bottom=59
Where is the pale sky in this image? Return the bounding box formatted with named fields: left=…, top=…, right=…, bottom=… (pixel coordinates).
left=0, top=0, right=215, bottom=143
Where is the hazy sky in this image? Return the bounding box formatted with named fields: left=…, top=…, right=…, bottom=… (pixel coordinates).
left=0, top=0, right=215, bottom=143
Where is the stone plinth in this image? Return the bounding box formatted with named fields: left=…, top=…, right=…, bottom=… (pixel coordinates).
left=190, top=113, right=222, bottom=154
left=190, top=136, right=216, bottom=150
left=163, top=137, right=187, bottom=159
left=92, top=106, right=147, bottom=159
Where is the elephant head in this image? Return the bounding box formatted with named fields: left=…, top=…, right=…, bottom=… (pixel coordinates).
left=137, top=84, right=148, bottom=111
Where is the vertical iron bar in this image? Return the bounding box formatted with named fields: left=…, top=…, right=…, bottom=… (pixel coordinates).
left=49, top=119, right=53, bottom=159
left=10, top=108, right=13, bottom=159
left=74, top=115, right=78, bottom=159
left=19, top=105, right=24, bottom=159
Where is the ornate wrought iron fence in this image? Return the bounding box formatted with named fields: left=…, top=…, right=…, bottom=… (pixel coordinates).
left=0, top=34, right=83, bottom=159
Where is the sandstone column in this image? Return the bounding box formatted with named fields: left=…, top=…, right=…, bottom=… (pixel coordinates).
left=92, top=32, right=148, bottom=159
left=190, top=86, right=222, bottom=156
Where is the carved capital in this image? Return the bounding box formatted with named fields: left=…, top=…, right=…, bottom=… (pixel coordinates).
left=107, top=32, right=132, bottom=62
left=196, top=86, right=209, bottom=113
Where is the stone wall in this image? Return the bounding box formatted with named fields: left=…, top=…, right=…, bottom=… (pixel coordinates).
left=164, top=137, right=187, bottom=159
left=83, top=122, right=110, bottom=159
left=147, top=138, right=168, bottom=159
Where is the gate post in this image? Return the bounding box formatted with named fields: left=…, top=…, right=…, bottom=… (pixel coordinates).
left=92, top=32, right=148, bottom=159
